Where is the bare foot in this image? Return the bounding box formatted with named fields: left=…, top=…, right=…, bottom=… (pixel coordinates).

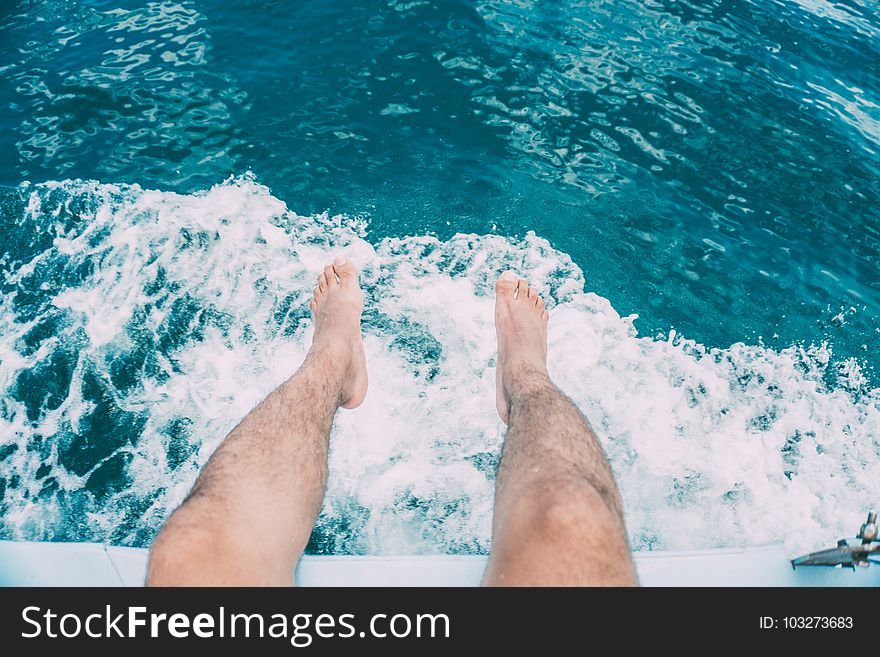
left=309, top=255, right=368, bottom=409
left=494, top=270, right=550, bottom=424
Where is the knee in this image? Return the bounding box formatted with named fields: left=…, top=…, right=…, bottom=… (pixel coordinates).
left=146, top=512, right=224, bottom=586
left=489, top=481, right=636, bottom=585
left=147, top=507, right=294, bottom=586
left=520, top=480, right=625, bottom=548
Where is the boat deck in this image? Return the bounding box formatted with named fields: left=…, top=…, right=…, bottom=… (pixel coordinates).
left=1, top=541, right=878, bottom=586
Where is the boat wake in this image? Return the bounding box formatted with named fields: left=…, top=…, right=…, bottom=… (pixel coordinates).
left=0, top=176, right=876, bottom=554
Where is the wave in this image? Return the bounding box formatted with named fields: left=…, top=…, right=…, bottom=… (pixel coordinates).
left=0, top=175, right=876, bottom=554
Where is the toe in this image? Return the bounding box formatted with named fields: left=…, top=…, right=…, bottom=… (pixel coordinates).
left=541, top=309, right=549, bottom=322
left=318, top=272, right=328, bottom=292
left=309, top=298, right=316, bottom=312
left=516, top=279, right=528, bottom=300
left=333, top=255, right=358, bottom=284
left=495, top=270, right=518, bottom=297
left=528, top=287, right=540, bottom=305
left=535, top=294, right=545, bottom=310
left=324, top=264, right=338, bottom=286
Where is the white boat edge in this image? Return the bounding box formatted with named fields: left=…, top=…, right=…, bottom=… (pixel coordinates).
left=1, top=540, right=878, bottom=586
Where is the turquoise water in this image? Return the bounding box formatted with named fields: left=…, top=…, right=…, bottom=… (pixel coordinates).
left=0, top=0, right=878, bottom=554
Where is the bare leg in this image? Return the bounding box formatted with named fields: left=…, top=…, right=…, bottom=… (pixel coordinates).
left=147, top=256, right=367, bottom=586
left=483, top=271, right=636, bottom=586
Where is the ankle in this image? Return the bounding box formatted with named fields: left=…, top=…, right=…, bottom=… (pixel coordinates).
left=503, top=361, right=552, bottom=398
left=303, top=343, right=351, bottom=383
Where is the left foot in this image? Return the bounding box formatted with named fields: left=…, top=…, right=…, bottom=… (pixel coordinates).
left=309, top=256, right=368, bottom=409
left=494, top=270, right=550, bottom=424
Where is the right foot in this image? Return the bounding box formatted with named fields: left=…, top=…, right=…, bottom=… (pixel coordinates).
left=309, top=255, right=369, bottom=409
left=494, top=270, right=550, bottom=424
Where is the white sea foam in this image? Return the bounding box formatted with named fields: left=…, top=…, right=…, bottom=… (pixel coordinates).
left=0, top=176, right=877, bottom=554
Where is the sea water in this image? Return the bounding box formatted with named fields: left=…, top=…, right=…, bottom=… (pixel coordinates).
left=0, top=0, right=877, bottom=555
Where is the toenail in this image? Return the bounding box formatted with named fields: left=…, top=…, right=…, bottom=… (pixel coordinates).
left=500, top=270, right=517, bottom=281
left=333, top=255, right=347, bottom=266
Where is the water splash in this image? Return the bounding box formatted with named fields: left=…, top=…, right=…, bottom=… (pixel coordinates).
left=0, top=176, right=876, bottom=555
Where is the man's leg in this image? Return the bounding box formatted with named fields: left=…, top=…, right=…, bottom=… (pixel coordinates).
left=483, top=271, right=636, bottom=586
left=147, top=256, right=367, bottom=586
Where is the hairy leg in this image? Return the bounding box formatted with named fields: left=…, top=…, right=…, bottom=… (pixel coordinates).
left=483, top=271, right=636, bottom=586
left=147, top=256, right=367, bottom=586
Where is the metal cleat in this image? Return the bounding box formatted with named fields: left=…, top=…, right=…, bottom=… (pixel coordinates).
left=791, top=512, right=880, bottom=569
